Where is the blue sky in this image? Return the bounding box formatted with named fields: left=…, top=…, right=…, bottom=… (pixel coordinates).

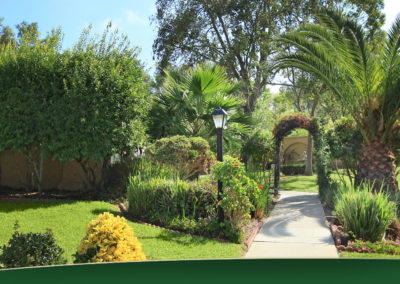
left=1, top=0, right=157, bottom=74
left=1, top=0, right=399, bottom=81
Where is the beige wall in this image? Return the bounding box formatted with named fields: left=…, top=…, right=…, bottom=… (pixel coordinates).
left=281, top=136, right=313, bottom=165
left=0, top=150, right=103, bottom=191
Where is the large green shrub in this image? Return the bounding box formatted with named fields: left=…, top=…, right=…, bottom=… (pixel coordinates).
left=146, top=135, right=215, bottom=179
left=0, top=223, right=66, bottom=268
left=280, top=164, right=305, bottom=175
left=325, top=117, right=363, bottom=185
left=334, top=184, right=397, bottom=242
left=241, top=130, right=273, bottom=169
left=0, top=28, right=64, bottom=192
left=0, top=25, right=150, bottom=192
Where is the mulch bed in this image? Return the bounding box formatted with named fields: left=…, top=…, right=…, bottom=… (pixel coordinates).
left=0, top=187, right=92, bottom=201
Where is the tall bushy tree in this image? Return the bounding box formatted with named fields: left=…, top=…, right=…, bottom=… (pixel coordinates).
left=48, top=25, right=150, bottom=190
left=0, top=27, right=63, bottom=192
left=276, top=9, right=400, bottom=193
left=0, top=24, right=150, bottom=191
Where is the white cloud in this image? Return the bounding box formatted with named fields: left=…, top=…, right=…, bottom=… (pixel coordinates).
left=124, top=10, right=147, bottom=25
left=383, top=0, right=400, bottom=31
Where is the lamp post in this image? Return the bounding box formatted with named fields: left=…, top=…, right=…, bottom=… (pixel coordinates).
left=211, top=107, right=228, bottom=223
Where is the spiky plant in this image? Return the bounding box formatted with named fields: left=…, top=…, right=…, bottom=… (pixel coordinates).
left=275, top=9, right=400, bottom=193
left=148, top=63, right=252, bottom=149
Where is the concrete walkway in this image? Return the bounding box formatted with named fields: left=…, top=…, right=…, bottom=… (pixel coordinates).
left=245, top=190, right=338, bottom=258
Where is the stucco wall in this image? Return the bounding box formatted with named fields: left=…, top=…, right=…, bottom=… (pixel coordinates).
left=0, top=150, right=103, bottom=191
left=281, top=136, right=313, bottom=165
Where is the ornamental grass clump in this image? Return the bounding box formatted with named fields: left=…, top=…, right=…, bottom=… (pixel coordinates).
left=74, top=212, right=146, bottom=263
left=334, top=183, right=397, bottom=242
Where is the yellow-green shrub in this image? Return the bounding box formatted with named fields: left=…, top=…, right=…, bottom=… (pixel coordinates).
left=74, top=212, right=146, bottom=263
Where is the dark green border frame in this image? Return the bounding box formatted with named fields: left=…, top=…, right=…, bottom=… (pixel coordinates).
left=0, top=259, right=398, bottom=284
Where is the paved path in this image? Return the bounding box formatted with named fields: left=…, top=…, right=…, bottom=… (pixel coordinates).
left=245, top=190, right=338, bottom=258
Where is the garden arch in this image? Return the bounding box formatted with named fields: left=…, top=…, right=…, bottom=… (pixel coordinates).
left=272, top=114, right=329, bottom=196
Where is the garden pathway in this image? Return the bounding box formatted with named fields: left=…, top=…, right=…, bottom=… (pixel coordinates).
left=245, top=190, right=338, bottom=258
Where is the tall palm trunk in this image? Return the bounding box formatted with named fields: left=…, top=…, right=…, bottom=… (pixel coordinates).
left=355, top=137, right=398, bottom=193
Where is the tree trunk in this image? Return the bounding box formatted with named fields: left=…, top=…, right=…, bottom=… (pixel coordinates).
left=304, top=133, right=313, bottom=175
left=273, top=140, right=281, bottom=196
left=355, top=138, right=398, bottom=194
left=305, top=92, right=318, bottom=176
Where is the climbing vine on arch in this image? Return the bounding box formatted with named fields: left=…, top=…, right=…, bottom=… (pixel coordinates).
left=272, top=114, right=332, bottom=200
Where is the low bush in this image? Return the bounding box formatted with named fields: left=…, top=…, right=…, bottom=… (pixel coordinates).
left=74, top=212, right=146, bottom=263
left=0, top=222, right=66, bottom=268
left=281, top=164, right=305, bottom=175
left=334, top=183, right=397, bottom=242
left=146, top=135, right=215, bottom=179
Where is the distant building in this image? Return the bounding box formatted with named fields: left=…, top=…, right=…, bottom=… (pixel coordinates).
left=281, top=136, right=313, bottom=165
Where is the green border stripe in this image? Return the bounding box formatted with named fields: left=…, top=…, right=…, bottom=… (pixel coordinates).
left=0, top=259, right=398, bottom=284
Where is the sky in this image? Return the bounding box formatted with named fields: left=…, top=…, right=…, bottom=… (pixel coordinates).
left=1, top=0, right=399, bottom=85
left=1, top=0, right=157, bottom=74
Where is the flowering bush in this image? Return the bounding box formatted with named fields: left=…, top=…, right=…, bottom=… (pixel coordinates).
left=212, top=156, right=262, bottom=239
left=338, top=239, right=400, bottom=255
left=74, top=212, right=146, bottom=263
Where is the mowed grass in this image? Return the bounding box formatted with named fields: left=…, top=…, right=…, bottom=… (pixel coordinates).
left=279, top=174, right=318, bottom=193
left=0, top=200, right=243, bottom=263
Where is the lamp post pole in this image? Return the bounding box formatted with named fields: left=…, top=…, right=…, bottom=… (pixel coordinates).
left=211, top=107, right=228, bottom=224
left=216, top=127, right=224, bottom=223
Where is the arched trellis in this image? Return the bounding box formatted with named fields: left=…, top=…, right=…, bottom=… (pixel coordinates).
left=272, top=114, right=330, bottom=197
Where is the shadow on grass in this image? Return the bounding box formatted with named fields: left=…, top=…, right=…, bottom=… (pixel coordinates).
left=141, top=230, right=209, bottom=246
left=91, top=208, right=121, bottom=216
left=0, top=200, right=78, bottom=213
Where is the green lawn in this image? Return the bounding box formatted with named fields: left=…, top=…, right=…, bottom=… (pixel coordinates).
left=279, top=174, right=318, bottom=193
left=0, top=200, right=243, bottom=263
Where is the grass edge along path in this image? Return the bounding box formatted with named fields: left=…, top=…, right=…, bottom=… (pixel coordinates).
left=0, top=200, right=243, bottom=264
left=340, top=251, right=400, bottom=259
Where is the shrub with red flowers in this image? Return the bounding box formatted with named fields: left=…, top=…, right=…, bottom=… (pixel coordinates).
left=212, top=156, right=262, bottom=238
left=337, top=239, right=400, bottom=255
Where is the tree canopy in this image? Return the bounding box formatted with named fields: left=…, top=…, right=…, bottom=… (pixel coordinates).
left=152, top=0, right=385, bottom=114
left=0, top=24, right=150, bottom=190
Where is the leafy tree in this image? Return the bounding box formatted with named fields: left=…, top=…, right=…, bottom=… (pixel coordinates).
left=0, top=26, right=63, bottom=192
left=0, top=18, right=15, bottom=45
left=48, top=25, right=150, bottom=190
left=0, top=19, right=41, bottom=46
left=152, top=0, right=385, bottom=115
left=276, top=9, right=400, bottom=193
left=0, top=24, right=150, bottom=192
left=148, top=63, right=252, bottom=151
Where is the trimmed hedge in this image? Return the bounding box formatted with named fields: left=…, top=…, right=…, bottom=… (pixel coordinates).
left=281, top=164, right=305, bottom=175
left=127, top=176, right=217, bottom=225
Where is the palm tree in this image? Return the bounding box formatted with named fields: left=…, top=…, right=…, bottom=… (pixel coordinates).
left=275, top=9, right=400, bottom=193
left=148, top=63, right=252, bottom=149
